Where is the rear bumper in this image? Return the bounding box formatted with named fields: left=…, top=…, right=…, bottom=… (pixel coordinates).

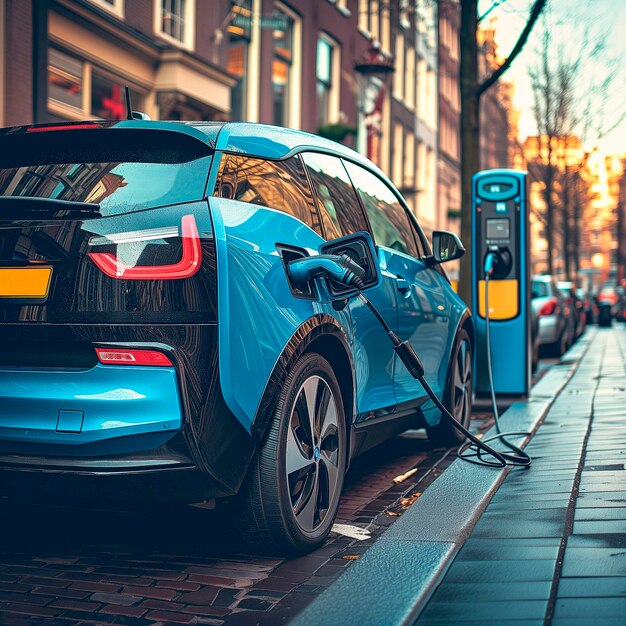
left=0, top=363, right=182, bottom=456
left=0, top=324, right=256, bottom=501
left=0, top=458, right=221, bottom=503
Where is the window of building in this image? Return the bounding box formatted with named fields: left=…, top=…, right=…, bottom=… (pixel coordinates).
left=47, top=47, right=144, bottom=121
left=302, top=152, right=369, bottom=239
left=358, top=0, right=380, bottom=41
left=272, top=5, right=298, bottom=127
left=316, top=34, right=339, bottom=129
left=215, top=154, right=319, bottom=231
left=357, top=0, right=368, bottom=32
left=405, top=44, right=415, bottom=109
left=392, top=122, right=403, bottom=188
left=48, top=48, right=83, bottom=111
left=227, top=0, right=252, bottom=121
left=343, top=161, right=418, bottom=257
left=87, top=0, right=124, bottom=17
left=154, top=0, right=195, bottom=50
left=393, top=32, right=404, bottom=100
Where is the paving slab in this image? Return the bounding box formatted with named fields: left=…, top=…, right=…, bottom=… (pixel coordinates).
left=291, top=333, right=586, bottom=626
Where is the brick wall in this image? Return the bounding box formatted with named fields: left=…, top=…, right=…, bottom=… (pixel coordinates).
left=4, top=0, right=33, bottom=126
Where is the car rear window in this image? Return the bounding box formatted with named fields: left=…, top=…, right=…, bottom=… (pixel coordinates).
left=531, top=280, right=549, bottom=298
left=0, top=128, right=213, bottom=216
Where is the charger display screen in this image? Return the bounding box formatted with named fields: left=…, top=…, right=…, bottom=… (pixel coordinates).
left=486, top=218, right=510, bottom=239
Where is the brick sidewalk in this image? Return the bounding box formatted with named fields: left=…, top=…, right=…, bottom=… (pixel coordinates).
left=415, top=326, right=626, bottom=625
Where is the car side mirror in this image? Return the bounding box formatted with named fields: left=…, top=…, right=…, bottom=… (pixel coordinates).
left=426, top=231, right=465, bottom=267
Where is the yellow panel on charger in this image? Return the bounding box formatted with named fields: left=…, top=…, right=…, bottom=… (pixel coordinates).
left=478, top=279, right=518, bottom=320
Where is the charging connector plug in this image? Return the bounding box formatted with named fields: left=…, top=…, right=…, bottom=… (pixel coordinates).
left=483, top=251, right=499, bottom=277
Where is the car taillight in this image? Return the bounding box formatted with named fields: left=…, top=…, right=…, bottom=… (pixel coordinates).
left=538, top=298, right=559, bottom=317
left=88, top=214, right=201, bottom=280
left=27, top=123, right=102, bottom=132
left=96, top=348, right=173, bottom=366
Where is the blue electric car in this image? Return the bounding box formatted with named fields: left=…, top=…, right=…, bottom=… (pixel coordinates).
left=0, top=120, right=473, bottom=554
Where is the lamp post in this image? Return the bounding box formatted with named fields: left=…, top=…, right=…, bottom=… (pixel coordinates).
left=353, top=40, right=394, bottom=163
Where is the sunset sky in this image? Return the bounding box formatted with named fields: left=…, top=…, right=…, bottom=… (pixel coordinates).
left=479, top=0, right=626, bottom=155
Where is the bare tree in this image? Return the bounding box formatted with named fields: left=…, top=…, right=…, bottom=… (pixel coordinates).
left=458, top=0, right=547, bottom=306
left=526, top=16, right=621, bottom=280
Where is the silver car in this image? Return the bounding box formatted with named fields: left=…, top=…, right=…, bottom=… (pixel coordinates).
left=531, top=275, right=570, bottom=356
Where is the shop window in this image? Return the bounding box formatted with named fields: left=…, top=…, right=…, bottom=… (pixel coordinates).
left=155, top=0, right=195, bottom=50
left=91, top=71, right=142, bottom=120
left=47, top=47, right=144, bottom=121
left=48, top=48, right=83, bottom=110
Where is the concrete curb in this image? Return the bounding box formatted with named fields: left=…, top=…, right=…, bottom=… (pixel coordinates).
left=291, top=333, right=594, bottom=626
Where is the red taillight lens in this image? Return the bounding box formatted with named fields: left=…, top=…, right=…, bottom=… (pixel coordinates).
left=538, top=297, right=559, bottom=317
left=96, top=348, right=173, bottom=366
left=27, top=123, right=102, bottom=132
left=88, top=214, right=201, bottom=280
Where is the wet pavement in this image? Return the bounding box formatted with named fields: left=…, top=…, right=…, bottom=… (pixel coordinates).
left=415, top=326, right=626, bottom=625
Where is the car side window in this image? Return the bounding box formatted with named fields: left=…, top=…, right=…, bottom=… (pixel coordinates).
left=301, top=152, right=369, bottom=239
left=343, top=161, right=418, bottom=258
left=215, top=154, right=320, bottom=232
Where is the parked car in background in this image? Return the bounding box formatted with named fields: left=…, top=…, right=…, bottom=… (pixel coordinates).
left=618, top=280, right=626, bottom=323
left=531, top=275, right=571, bottom=356
left=557, top=281, right=586, bottom=338
left=595, top=284, right=619, bottom=327
left=530, top=305, right=540, bottom=373
left=576, top=288, right=594, bottom=325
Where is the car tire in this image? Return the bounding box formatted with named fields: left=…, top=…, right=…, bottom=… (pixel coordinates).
left=237, top=352, right=347, bottom=556
left=553, top=330, right=568, bottom=357
left=532, top=340, right=540, bottom=374
left=426, top=328, right=473, bottom=447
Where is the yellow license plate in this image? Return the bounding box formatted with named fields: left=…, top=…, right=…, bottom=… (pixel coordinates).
left=0, top=266, right=53, bottom=299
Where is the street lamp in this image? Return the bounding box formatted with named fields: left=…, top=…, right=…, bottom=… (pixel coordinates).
left=353, top=40, right=394, bottom=163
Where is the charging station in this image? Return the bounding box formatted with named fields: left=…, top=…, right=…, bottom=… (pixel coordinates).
left=472, top=169, right=531, bottom=396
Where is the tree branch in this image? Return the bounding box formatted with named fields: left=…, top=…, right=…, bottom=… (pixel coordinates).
left=478, top=0, right=547, bottom=96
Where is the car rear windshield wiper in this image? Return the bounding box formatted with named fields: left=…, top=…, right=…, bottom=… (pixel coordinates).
left=0, top=196, right=101, bottom=220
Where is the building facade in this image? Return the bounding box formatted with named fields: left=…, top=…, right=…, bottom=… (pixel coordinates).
left=0, top=1, right=444, bottom=232
left=1, top=0, right=239, bottom=127
left=437, top=0, right=459, bottom=233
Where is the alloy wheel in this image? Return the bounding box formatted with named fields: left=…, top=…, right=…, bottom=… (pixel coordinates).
left=453, top=339, right=472, bottom=425
left=285, top=375, right=341, bottom=533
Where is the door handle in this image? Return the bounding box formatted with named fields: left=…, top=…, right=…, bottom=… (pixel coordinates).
left=395, top=277, right=411, bottom=295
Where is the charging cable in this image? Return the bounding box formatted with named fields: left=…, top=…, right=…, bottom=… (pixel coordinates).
left=357, top=292, right=527, bottom=469
left=456, top=252, right=531, bottom=467
left=288, top=252, right=532, bottom=468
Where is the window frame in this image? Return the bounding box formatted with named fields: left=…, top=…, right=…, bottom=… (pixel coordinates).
left=86, top=0, right=124, bottom=18
left=212, top=152, right=320, bottom=232
left=154, top=0, right=196, bottom=51
left=315, top=33, right=340, bottom=129
left=340, top=157, right=429, bottom=260
left=300, top=151, right=369, bottom=241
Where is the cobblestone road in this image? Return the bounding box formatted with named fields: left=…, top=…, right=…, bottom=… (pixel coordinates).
left=0, top=396, right=506, bottom=625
